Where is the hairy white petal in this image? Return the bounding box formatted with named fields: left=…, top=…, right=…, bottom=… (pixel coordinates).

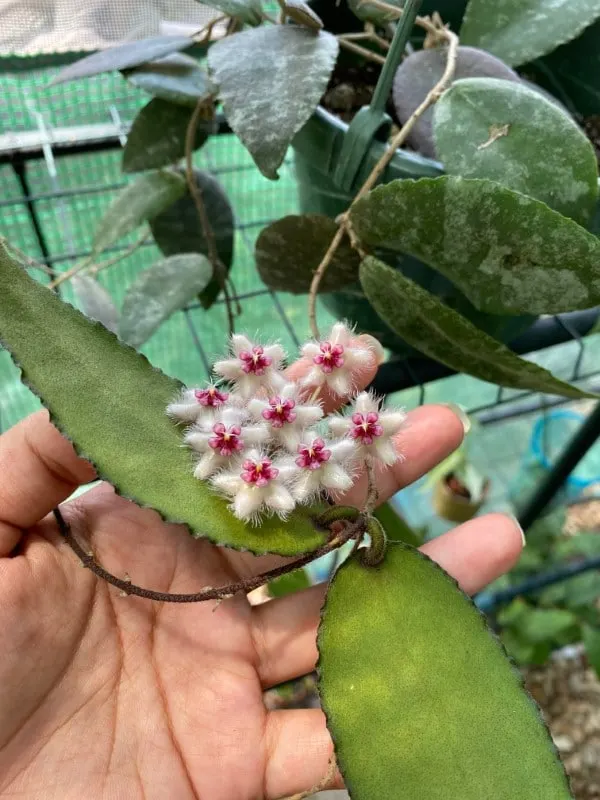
left=280, top=382, right=298, bottom=400
left=210, top=471, right=243, bottom=494
left=292, top=471, right=321, bottom=502
left=213, top=358, right=242, bottom=380
left=263, top=343, right=285, bottom=365
left=327, top=371, right=353, bottom=397
left=354, top=391, right=378, bottom=415
left=247, top=398, right=269, bottom=419
left=193, top=451, right=223, bottom=479
left=328, top=417, right=350, bottom=437
left=233, top=486, right=265, bottom=520
left=321, top=462, right=354, bottom=492
left=301, top=342, right=321, bottom=359
left=269, top=370, right=288, bottom=393
left=185, top=428, right=212, bottom=452
left=330, top=322, right=352, bottom=346
left=265, top=484, right=296, bottom=514
left=372, top=437, right=399, bottom=465
left=244, top=423, right=270, bottom=445
left=346, top=346, right=374, bottom=368
left=302, top=366, right=326, bottom=389
left=166, top=401, right=201, bottom=423
left=329, top=438, right=358, bottom=463
left=276, top=458, right=300, bottom=482
left=380, top=411, right=407, bottom=435
left=276, top=426, right=303, bottom=453
left=295, top=404, right=323, bottom=427
left=230, top=333, right=253, bottom=356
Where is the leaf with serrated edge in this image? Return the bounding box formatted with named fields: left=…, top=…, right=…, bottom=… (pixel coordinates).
left=460, top=0, right=600, bottom=68
left=318, top=543, right=572, bottom=799
left=123, top=53, right=214, bottom=107
left=72, top=275, right=120, bottom=334
left=93, top=170, right=186, bottom=253
left=433, top=78, right=598, bottom=225
left=120, top=254, right=213, bottom=348
left=359, top=256, right=595, bottom=399
left=208, top=26, right=338, bottom=179
left=195, top=0, right=263, bottom=25
left=351, top=176, right=600, bottom=316
left=122, top=98, right=214, bottom=174
left=150, top=168, right=234, bottom=310
left=52, top=35, right=195, bottom=85
left=255, top=214, right=360, bottom=294
left=0, top=241, right=326, bottom=556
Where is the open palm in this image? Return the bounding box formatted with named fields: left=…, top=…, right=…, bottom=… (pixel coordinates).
left=0, top=348, right=523, bottom=799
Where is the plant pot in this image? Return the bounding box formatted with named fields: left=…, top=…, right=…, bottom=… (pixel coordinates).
left=432, top=472, right=488, bottom=523
left=292, top=108, right=536, bottom=355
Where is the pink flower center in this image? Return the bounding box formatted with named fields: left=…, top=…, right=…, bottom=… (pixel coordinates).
left=350, top=412, right=383, bottom=445
left=262, top=397, right=297, bottom=428
left=208, top=423, right=244, bottom=456
left=194, top=385, right=229, bottom=407
left=296, top=438, right=332, bottom=470
left=313, top=341, right=344, bottom=374
left=239, top=346, right=272, bottom=375
left=241, top=458, right=278, bottom=488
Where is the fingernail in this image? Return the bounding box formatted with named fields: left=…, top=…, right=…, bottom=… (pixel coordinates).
left=509, top=514, right=526, bottom=547
left=359, top=334, right=386, bottom=365
left=440, top=402, right=471, bottom=434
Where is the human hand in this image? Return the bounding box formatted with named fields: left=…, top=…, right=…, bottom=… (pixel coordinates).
left=0, top=344, right=523, bottom=799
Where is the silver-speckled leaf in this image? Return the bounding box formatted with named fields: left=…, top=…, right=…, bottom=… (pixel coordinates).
left=208, top=26, right=338, bottom=178
left=71, top=275, right=120, bottom=334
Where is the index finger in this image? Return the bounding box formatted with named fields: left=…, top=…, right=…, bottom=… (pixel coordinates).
left=0, top=411, right=96, bottom=554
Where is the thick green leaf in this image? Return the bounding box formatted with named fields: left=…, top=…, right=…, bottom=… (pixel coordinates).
left=255, top=214, right=360, bottom=294
left=123, top=53, right=214, bottom=107
left=392, top=46, right=520, bottom=159
left=208, top=26, right=338, bottom=179
left=93, top=169, right=186, bottom=253
left=0, top=241, right=326, bottom=556
left=351, top=177, right=600, bottom=316
left=268, top=568, right=311, bottom=598
left=460, top=0, right=600, bottom=67
left=359, top=257, right=594, bottom=399
left=52, top=36, right=195, bottom=85
left=319, top=542, right=571, bottom=799
left=433, top=78, right=598, bottom=225
left=122, top=98, right=214, bottom=173
left=119, top=254, right=213, bottom=348
left=195, top=0, right=263, bottom=25
left=373, top=501, right=423, bottom=547
left=149, top=168, right=235, bottom=310
left=512, top=606, right=578, bottom=644
left=71, top=275, right=120, bottom=334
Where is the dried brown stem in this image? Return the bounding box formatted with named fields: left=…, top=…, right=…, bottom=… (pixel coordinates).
left=307, top=24, right=459, bottom=338
left=53, top=507, right=362, bottom=604
left=341, top=30, right=390, bottom=50
left=337, top=37, right=387, bottom=65
left=184, top=98, right=236, bottom=336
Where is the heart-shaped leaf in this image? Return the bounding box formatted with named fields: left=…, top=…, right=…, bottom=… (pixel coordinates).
left=319, top=543, right=572, bottom=799
left=123, top=53, right=214, bottom=107
left=149, top=168, right=235, bottom=309
left=119, top=253, right=213, bottom=348
left=0, top=241, right=326, bottom=556
left=122, top=98, right=215, bottom=173
left=433, top=78, right=598, bottom=225
left=51, top=35, right=195, bottom=85
left=71, top=275, right=120, bottom=333
left=359, top=256, right=594, bottom=398
left=255, top=214, right=360, bottom=294
left=208, top=26, right=338, bottom=178
left=93, top=169, right=186, bottom=253
left=460, top=0, right=600, bottom=68
left=195, top=0, right=263, bottom=25
left=350, top=177, right=600, bottom=316
left=392, top=46, right=520, bottom=159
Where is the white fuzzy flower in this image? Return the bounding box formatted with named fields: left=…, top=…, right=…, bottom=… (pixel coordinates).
left=185, top=407, right=269, bottom=479
left=328, top=391, right=406, bottom=465
left=287, top=433, right=357, bottom=503
left=213, top=334, right=286, bottom=399
left=210, top=449, right=297, bottom=524
left=247, top=382, right=323, bottom=451
left=301, top=322, right=376, bottom=397
left=166, top=383, right=230, bottom=424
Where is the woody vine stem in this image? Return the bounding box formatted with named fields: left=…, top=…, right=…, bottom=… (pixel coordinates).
left=307, top=13, right=459, bottom=339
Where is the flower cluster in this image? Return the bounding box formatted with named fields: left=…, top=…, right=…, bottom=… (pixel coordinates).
left=166, top=325, right=406, bottom=524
